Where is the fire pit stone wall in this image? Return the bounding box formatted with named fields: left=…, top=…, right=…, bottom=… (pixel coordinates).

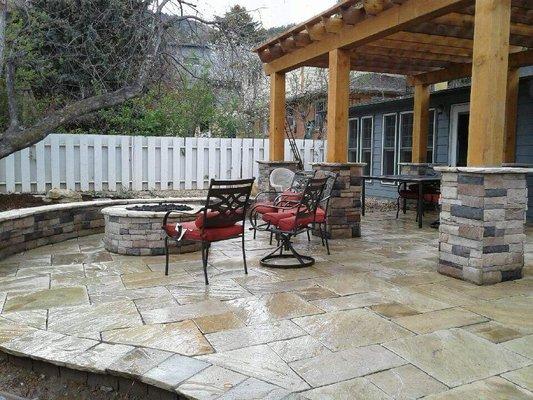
left=102, top=203, right=203, bottom=256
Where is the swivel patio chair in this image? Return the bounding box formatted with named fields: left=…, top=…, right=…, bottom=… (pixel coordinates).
left=162, top=178, right=255, bottom=285
left=251, top=170, right=315, bottom=241
left=258, top=176, right=327, bottom=268
left=309, top=171, right=339, bottom=255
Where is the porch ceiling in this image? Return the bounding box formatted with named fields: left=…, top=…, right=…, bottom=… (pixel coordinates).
left=253, top=0, right=533, bottom=82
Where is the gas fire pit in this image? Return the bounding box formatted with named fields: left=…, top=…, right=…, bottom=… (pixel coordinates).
left=102, top=202, right=202, bottom=256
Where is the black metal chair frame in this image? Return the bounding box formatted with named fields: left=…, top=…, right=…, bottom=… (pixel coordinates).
left=251, top=170, right=316, bottom=240
left=259, top=177, right=327, bottom=269
left=396, top=181, right=440, bottom=220
left=162, top=178, right=255, bottom=285
left=307, top=171, right=338, bottom=255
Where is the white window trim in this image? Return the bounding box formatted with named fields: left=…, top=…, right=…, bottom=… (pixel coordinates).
left=398, top=111, right=414, bottom=167
left=428, top=108, right=437, bottom=163
left=348, top=117, right=360, bottom=163
left=360, top=116, right=374, bottom=180
left=381, top=112, right=398, bottom=184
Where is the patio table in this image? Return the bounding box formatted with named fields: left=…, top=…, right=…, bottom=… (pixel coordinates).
left=361, top=174, right=441, bottom=228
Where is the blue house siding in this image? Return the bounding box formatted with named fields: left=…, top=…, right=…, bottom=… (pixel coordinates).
left=348, top=76, right=533, bottom=221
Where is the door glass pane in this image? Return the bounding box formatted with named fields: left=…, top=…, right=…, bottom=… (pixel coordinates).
left=382, top=114, right=397, bottom=175
left=348, top=119, right=359, bottom=162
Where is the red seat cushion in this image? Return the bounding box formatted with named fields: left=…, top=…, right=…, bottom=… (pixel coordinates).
left=253, top=202, right=278, bottom=214
left=315, top=207, right=326, bottom=223
left=164, top=221, right=243, bottom=242
left=195, top=209, right=243, bottom=228
left=424, top=193, right=441, bottom=203
left=399, top=190, right=419, bottom=199
left=262, top=210, right=297, bottom=225
left=277, top=213, right=315, bottom=231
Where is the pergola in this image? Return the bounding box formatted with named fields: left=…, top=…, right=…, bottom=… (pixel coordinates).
left=254, top=0, right=533, bottom=167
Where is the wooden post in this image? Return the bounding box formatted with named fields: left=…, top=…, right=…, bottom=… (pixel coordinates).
left=504, top=68, right=519, bottom=163
left=269, top=72, right=286, bottom=161
left=326, top=48, right=350, bottom=163
left=467, top=0, right=511, bottom=167
left=412, top=84, right=430, bottom=163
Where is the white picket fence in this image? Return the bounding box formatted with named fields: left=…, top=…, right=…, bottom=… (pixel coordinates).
left=0, top=134, right=326, bottom=193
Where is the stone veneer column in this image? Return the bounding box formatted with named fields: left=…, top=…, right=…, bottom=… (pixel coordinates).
left=312, top=162, right=365, bottom=239
left=436, top=166, right=531, bottom=285
left=256, top=160, right=300, bottom=192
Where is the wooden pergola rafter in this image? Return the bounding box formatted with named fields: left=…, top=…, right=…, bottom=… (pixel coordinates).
left=254, top=0, right=533, bottom=167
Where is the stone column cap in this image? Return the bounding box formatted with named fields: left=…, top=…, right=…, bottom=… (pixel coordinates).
left=398, top=162, right=446, bottom=166
left=256, top=160, right=300, bottom=165
left=312, top=162, right=366, bottom=167
left=434, top=166, right=533, bottom=174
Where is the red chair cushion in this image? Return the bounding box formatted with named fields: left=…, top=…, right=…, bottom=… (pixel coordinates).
left=262, top=210, right=297, bottom=225
left=194, top=209, right=243, bottom=229
left=164, top=221, right=243, bottom=242
left=277, top=213, right=315, bottom=231
left=315, top=207, right=326, bottom=223
left=399, top=190, right=419, bottom=200
left=253, top=202, right=278, bottom=214
left=424, top=193, right=441, bottom=204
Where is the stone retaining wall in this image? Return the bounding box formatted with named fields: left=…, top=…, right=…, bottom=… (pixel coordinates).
left=0, top=198, right=204, bottom=261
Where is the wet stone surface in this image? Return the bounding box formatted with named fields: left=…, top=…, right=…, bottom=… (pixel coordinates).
left=0, top=212, right=530, bottom=399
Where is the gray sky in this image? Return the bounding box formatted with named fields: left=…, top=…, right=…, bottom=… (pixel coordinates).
left=197, top=0, right=336, bottom=29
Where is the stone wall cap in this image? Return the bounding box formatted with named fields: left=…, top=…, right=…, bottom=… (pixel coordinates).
left=256, top=160, right=299, bottom=165
left=398, top=162, right=446, bottom=166
left=434, top=166, right=533, bottom=174
left=102, top=203, right=203, bottom=218
left=0, top=197, right=206, bottom=223
left=312, top=162, right=366, bottom=167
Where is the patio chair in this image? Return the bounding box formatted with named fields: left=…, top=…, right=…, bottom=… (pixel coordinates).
left=250, top=170, right=316, bottom=240
left=259, top=176, right=327, bottom=268
left=270, top=167, right=295, bottom=192
left=162, top=178, right=255, bottom=285
left=309, top=171, right=339, bottom=255
left=396, top=182, right=440, bottom=219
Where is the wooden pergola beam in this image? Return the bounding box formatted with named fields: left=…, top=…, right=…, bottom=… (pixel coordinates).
left=359, top=44, right=472, bottom=63
left=326, top=49, right=351, bottom=163
left=264, top=0, right=474, bottom=74
left=407, top=49, right=533, bottom=85
left=412, top=84, right=430, bottom=163
left=504, top=68, right=520, bottom=163
left=372, top=38, right=473, bottom=57
left=467, top=0, right=511, bottom=167
left=269, top=72, right=286, bottom=161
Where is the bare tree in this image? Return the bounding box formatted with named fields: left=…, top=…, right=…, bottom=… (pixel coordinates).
left=0, top=0, right=214, bottom=158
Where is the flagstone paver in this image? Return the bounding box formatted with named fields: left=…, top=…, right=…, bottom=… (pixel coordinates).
left=289, top=344, right=406, bottom=387
left=300, top=377, right=391, bottom=400
left=47, top=300, right=143, bottom=339
left=392, top=307, right=488, bottom=334
left=141, top=354, right=210, bottom=390
left=198, top=344, right=310, bottom=391
left=224, top=292, right=323, bottom=325
left=0, top=213, right=530, bottom=399
left=293, top=308, right=413, bottom=350
left=204, top=320, right=305, bottom=352
left=192, top=312, right=246, bottom=334
left=384, top=328, right=531, bottom=387
left=3, top=287, right=89, bottom=312
left=502, top=365, right=533, bottom=392
left=102, top=320, right=213, bottom=356
left=423, top=376, right=533, bottom=400
left=176, top=365, right=247, bottom=400
left=462, top=320, right=523, bottom=343
left=367, top=364, right=448, bottom=399
left=501, top=334, right=533, bottom=359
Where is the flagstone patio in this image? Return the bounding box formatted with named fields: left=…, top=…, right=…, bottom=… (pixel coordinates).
left=0, top=212, right=532, bottom=399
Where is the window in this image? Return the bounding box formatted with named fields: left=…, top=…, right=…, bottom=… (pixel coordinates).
left=348, top=118, right=359, bottom=162
left=396, top=109, right=437, bottom=167
left=361, top=117, right=373, bottom=175
left=399, top=112, right=413, bottom=164
left=382, top=114, right=397, bottom=175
